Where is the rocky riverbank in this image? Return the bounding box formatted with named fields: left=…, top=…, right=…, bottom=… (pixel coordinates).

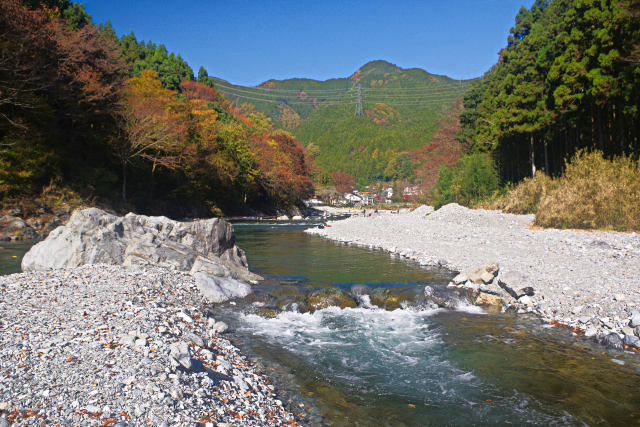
left=0, top=265, right=295, bottom=426
left=0, top=204, right=73, bottom=241
left=306, top=203, right=640, bottom=347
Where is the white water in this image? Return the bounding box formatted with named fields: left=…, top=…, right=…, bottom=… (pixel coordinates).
left=232, top=305, right=578, bottom=425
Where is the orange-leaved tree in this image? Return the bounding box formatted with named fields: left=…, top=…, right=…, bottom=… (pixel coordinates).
left=115, top=69, right=187, bottom=201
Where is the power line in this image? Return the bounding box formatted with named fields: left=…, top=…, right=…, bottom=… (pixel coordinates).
left=360, top=83, right=472, bottom=92
left=213, top=79, right=471, bottom=94
left=215, top=83, right=469, bottom=98
left=214, top=91, right=356, bottom=105
left=214, top=85, right=355, bottom=100
left=214, top=91, right=464, bottom=107
left=217, top=92, right=464, bottom=106
left=355, top=84, right=363, bottom=116
left=213, top=81, right=354, bottom=94
left=215, top=85, right=466, bottom=102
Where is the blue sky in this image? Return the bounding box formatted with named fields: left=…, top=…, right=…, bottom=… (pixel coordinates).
left=81, top=0, right=535, bottom=86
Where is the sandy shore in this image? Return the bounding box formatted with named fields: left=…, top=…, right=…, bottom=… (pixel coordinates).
left=0, top=265, right=295, bottom=426
left=307, top=203, right=640, bottom=341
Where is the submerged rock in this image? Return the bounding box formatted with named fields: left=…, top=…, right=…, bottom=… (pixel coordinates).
left=256, top=307, right=281, bottom=318
left=307, top=289, right=357, bottom=311
left=350, top=284, right=369, bottom=296
left=424, top=285, right=460, bottom=309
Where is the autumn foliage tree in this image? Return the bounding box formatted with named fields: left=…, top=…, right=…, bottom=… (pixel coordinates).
left=0, top=0, right=123, bottom=196
left=116, top=69, right=187, bottom=200
left=331, top=172, right=356, bottom=193
left=0, top=0, right=315, bottom=216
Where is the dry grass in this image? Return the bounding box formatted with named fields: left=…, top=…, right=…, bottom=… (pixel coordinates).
left=485, top=150, right=640, bottom=231
left=481, top=173, right=559, bottom=214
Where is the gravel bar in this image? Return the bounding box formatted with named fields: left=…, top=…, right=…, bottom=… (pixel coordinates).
left=0, top=265, right=295, bottom=426
left=307, top=204, right=640, bottom=339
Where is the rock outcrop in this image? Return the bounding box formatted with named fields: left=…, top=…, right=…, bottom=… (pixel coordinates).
left=21, top=208, right=261, bottom=301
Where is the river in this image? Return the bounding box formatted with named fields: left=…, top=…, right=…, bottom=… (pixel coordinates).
left=4, top=224, right=640, bottom=426
left=215, top=223, right=640, bottom=426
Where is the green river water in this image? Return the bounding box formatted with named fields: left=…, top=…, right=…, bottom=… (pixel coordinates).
left=4, top=224, right=640, bottom=426
left=216, top=223, right=640, bottom=426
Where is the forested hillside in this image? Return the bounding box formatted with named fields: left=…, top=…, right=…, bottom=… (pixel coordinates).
left=460, top=0, right=639, bottom=182
left=210, top=61, right=471, bottom=186
left=0, top=0, right=313, bottom=216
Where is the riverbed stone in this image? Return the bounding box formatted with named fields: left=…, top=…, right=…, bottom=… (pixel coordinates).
left=194, top=273, right=252, bottom=303
left=497, top=270, right=528, bottom=299
left=169, top=341, right=192, bottom=370
left=600, top=332, right=624, bottom=350
left=256, top=307, right=280, bottom=318
left=465, top=263, right=499, bottom=284
left=623, top=334, right=640, bottom=348
left=211, top=321, right=228, bottom=334
left=0, top=265, right=295, bottom=424
left=184, top=332, right=204, bottom=347
left=584, top=327, right=598, bottom=338
left=452, top=273, right=467, bottom=285
left=475, top=291, right=504, bottom=307
left=518, top=295, right=533, bottom=306
left=629, top=312, right=640, bottom=328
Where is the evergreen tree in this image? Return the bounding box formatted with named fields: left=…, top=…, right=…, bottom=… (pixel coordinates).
left=460, top=0, right=640, bottom=183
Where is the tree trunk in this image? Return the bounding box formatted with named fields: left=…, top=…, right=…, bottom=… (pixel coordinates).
left=543, top=137, right=549, bottom=174
left=122, top=161, right=127, bottom=202
left=530, top=133, right=536, bottom=178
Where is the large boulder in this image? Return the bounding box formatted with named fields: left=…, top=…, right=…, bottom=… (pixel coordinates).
left=21, top=208, right=260, bottom=286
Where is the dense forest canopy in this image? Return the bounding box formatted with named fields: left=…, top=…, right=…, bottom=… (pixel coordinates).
left=460, top=0, right=640, bottom=182
left=0, top=0, right=313, bottom=216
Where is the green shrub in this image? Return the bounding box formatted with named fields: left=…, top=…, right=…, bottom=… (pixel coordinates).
left=432, top=153, right=501, bottom=208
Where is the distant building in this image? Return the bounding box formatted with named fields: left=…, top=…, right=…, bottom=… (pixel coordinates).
left=305, top=199, right=323, bottom=206
left=402, top=185, right=422, bottom=202
left=360, top=192, right=374, bottom=205
left=344, top=193, right=362, bottom=205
